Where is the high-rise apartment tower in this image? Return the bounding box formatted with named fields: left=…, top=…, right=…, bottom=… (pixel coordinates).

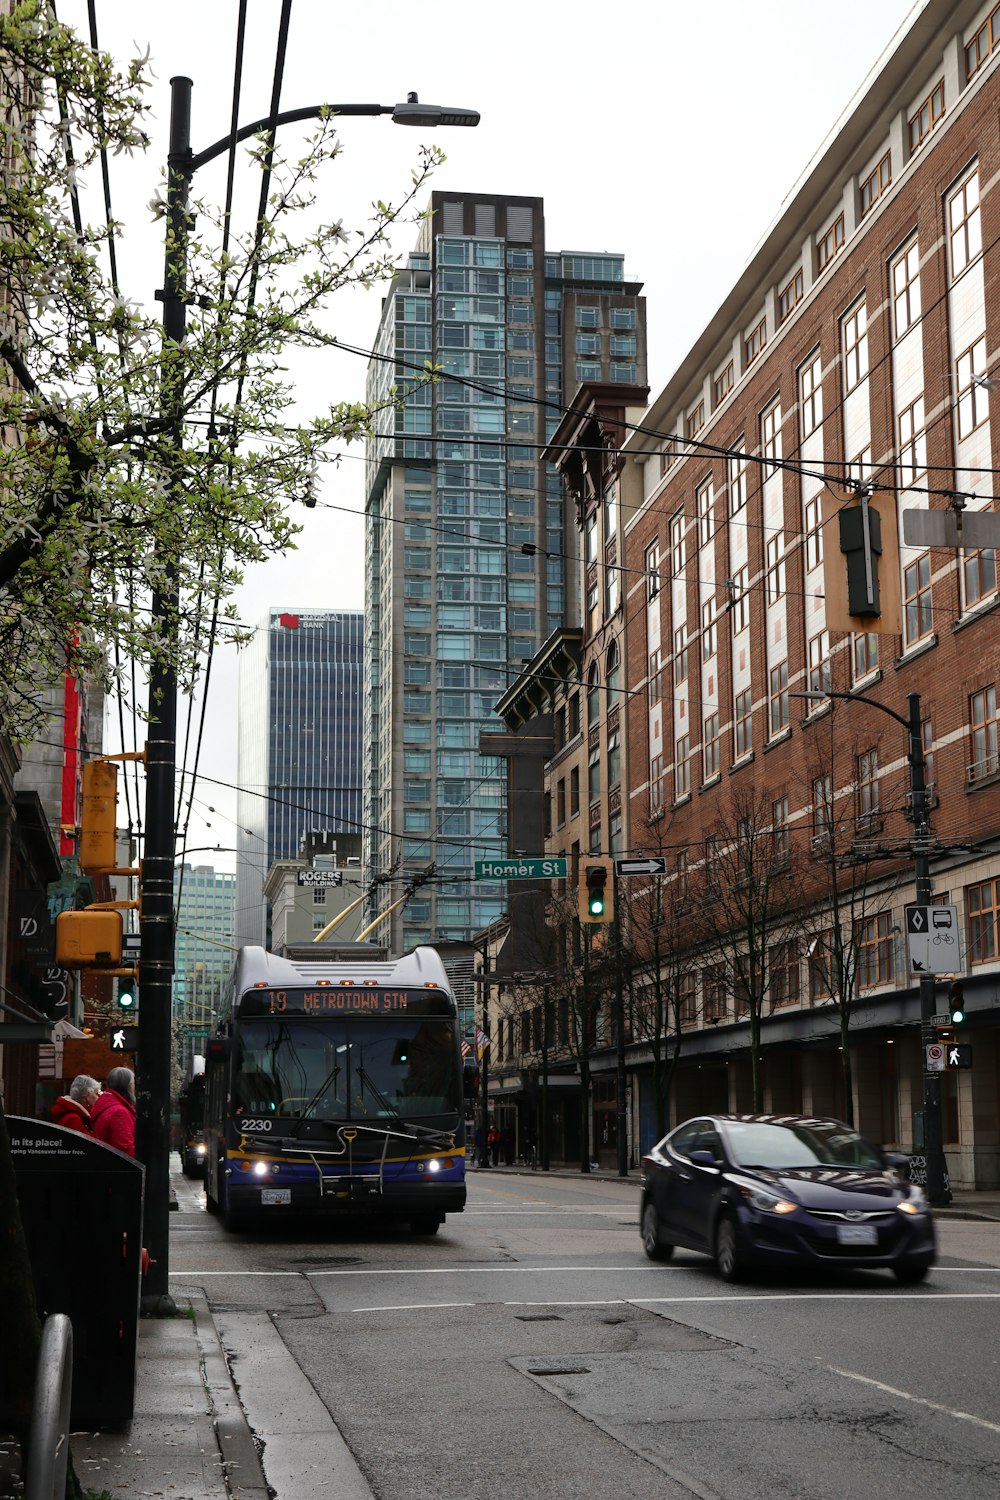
left=364, top=193, right=646, bottom=950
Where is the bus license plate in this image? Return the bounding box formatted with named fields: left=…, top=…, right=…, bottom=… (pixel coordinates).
left=837, top=1223, right=877, bottom=1245
left=261, top=1188, right=291, bottom=1206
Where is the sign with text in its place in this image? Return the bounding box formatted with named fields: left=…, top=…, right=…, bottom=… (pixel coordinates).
left=474, top=857, right=567, bottom=881
left=924, top=1042, right=945, bottom=1073
left=902, top=507, right=1000, bottom=551
left=906, top=903, right=959, bottom=974
left=111, top=1025, right=139, bottom=1053
left=296, top=869, right=344, bottom=887
left=614, top=857, right=668, bottom=877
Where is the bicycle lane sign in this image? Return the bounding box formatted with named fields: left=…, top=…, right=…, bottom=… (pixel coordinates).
left=906, top=903, right=960, bottom=974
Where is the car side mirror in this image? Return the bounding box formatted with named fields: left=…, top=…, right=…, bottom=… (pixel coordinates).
left=883, top=1151, right=910, bottom=1177
left=690, top=1149, right=720, bottom=1169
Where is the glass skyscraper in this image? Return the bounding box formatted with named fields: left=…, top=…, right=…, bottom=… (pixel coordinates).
left=173, top=862, right=235, bottom=1075
left=235, top=608, right=363, bottom=946
left=364, top=193, right=646, bottom=951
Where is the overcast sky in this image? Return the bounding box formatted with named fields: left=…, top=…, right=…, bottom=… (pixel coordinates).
left=60, top=0, right=921, bottom=868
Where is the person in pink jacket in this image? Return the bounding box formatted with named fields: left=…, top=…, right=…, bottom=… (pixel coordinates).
left=92, top=1066, right=136, bottom=1155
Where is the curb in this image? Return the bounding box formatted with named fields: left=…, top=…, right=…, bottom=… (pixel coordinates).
left=187, top=1287, right=273, bottom=1500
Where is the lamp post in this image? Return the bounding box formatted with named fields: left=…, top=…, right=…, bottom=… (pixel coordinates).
left=138, top=78, right=479, bottom=1312
left=791, top=687, right=950, bottom=1206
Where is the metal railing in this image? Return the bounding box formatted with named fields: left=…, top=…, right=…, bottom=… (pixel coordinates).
left=26, top=1313, right=73, bottom=1500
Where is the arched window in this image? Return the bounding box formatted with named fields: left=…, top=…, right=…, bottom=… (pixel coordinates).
left=606, top=639, right=621, bottom=706
left=587, top=663, right=601, bottom=727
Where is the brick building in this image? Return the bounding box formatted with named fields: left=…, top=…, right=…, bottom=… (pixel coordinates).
left=615, top=0, right=1000, bottom=1185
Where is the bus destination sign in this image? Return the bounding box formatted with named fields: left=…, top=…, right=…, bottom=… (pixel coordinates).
left=238, top=988, right=451, bottom=1017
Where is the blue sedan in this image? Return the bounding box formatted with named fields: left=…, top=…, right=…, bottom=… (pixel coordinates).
left=640, top=1113, right=935, bottom=1283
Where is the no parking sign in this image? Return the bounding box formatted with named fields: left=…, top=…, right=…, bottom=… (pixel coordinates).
left=925, top=1042, right=945, bottom=1072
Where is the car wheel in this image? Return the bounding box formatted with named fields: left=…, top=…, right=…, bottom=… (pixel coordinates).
left=893, top=1262, right=931, bottom=1284
left=714, top=1211, right=745, bottom=1282
left=641, top=1201, right=674, bottom=1262
left=410, top=1214, right=442, bottom=1235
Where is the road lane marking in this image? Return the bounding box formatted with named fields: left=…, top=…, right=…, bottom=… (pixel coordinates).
left=352, top=1302, right=476, bottom=1312
left=169, top=1264, right=693, bottom=1278
left=828, top=1366, right=1000, bottom=1436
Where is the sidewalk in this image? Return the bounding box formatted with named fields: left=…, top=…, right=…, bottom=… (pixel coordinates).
left=71, top=1287, right=268, bottom=1500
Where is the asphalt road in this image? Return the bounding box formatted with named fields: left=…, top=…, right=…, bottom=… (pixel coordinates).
left=170, top=1168, right=1000, bottom=1500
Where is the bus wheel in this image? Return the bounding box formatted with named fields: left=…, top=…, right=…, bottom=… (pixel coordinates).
left=409, top=1214, right=442, bottom=1235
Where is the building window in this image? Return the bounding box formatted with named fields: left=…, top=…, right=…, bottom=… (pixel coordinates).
left=808, top=932, right=833, bottom=1002
left=704, top=836, right=720, bottom=891
left=686, top=400, right=705, bottom=439
left=804, top=495, right=823, bottom=572
left=610, top=307, right=635, bottom=330
left=964, top=544, right=997, bottom=609
left=675, top=735, right=691, bottom=801
left=909, top=80, right=944, bottom=153
left=703, top=967, right=727, bottom=1022
left=649, top=754, right=664, bottom=813
left=968, top=877, right=1000, bottom=963
left=744, top=316, right=766, bottom=366
left=778, top=268, right=804, bottom=323
left=728, top=444, right=748, bottom=514
left=769, top=660, right=789, bottom=736
left=676, top=850, right=689, bottom=902
left=645, top=540, right=660, bottom=599
left=772, top=796, right=790, bottom=861
left=760, top=400, right=782, bottom=477
left=770, top=941, right=799, bottom=1008
left=679, top=974, right=696, bottom=1025
left=808, top=629, right=830, bottom=695
left=673, top=623, right=689, bottom=686
left=853, top=630, right=878, bottom=680
left=921, top=718, right=935, bottom=793
left=891, top=240, right=921, bottom=338
left=955, top=338, right=989, bottom=439
left=730, top=565, right=749, bottom=633
left=903, top=553, right=933, bottom=645
left=813, top=773, right=832, bottom=845
left=856, top=748, right=879, bottom=819
left=714, top=361, right=734, bottom=405
left=816, top=213, right=845, bottom=272
left=312, top=888, right=327, bottom=905
left=860, top=152, right=891, bottom=217
left=703, top=712, right=721, bottom=782
left=966, top=8, right=1000, bottom=77
left=576, top=306, right=600, bottom=328
left=948, top=168, right=982, bottom=282
left=841, top=300, right=868, bottom=392
left=701, top=596, right=718, bottom=658
left=570, top=766, right=580, bottom=816
left=898, top=396, right=927, bottom=485
left=648, top=649, right=662, bottom=709
left=670, top=510, right=686, bottom=577
left=969, top=685, right=999, bottom=782
left=857, top=913, right=894, bottom=988
left=799, top=352, right=823, bottom=439
left=697, top=479, right=714, bottom=549
left=734, top=688, right=753, bottom=759
left=765, top=533, right=785, bottom=604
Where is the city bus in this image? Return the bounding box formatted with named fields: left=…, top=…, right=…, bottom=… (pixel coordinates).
left=202, top=944, right=467, bottom=1233
left=178, top=1056, right=207, bottom=1177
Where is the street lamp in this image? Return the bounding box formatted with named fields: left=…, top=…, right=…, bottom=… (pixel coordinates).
left=138, top=78, right=479, bottom=1312
left=791, top=687, right=950, bottom=1206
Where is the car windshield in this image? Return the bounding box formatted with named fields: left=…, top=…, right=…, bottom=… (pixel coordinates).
left=724, top=1120, right=883, bottom=1171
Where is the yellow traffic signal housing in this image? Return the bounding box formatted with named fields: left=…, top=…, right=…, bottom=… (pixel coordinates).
left=55, top=909, right=123, bottom=968
left=578, top=855, right=615, bottom=925
left=79, top=760, right=119, bottom=874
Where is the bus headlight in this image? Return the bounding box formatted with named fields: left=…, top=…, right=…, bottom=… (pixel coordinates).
left=253, top=1160, right=269, bottom=1177
left=428, top=1159, right=441, bottom=1173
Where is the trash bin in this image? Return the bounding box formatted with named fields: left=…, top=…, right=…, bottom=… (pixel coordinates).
left=0, top=1117, right=144, bottom=1428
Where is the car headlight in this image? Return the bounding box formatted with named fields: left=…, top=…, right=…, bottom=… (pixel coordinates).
left=740, top=1185, right=797, bottom=1214
left=898, top=1191, right=928, bottom=1216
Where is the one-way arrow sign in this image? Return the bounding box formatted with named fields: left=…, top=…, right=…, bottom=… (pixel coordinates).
left=614, top=857, right=668, bottom=877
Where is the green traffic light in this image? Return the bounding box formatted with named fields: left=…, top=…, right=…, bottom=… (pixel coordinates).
left=588, top=895, right=605, bottom=916
left=119, top=989, right=135, bottom=1009
left=951, top=1007, right=965, bottom=1024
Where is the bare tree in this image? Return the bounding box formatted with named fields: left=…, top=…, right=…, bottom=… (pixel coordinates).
left=799, top=717, right=903, bottom=1125
left=691, top=787, right=803, bottom=1112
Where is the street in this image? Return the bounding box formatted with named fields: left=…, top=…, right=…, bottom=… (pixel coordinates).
left=169, top=1167, right=1000, bottom=1500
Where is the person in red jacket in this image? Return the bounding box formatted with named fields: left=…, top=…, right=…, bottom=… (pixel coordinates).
left=51, top=1074, right=100, bottom=1134
left=92, top=1066, right=136, bottom=1155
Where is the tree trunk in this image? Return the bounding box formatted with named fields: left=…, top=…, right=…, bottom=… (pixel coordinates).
left=750, top=1011, right=763, bottom=1111
left=579, top=1059, right=591, bottom=1173
left=840, top=1009, right=855, bottom=1125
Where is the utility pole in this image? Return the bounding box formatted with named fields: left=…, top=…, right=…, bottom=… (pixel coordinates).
left=479, top=941, right=490, bottom=1166
left=614, top=874, right=628, bottom=1177
left=907, top=690, right=950, bottom=1207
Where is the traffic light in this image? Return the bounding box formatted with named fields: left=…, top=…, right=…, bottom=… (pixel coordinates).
left=821, top=491, right=901, bottom=634
left=839, top=498, right=881, bottom=619
left=463, top=1062, right=480, bottom=1098
left=118, top=976, right=137, bottom=1010
left=949, top=980, right=966, bottom=1026
left=578, top=857, right=615, bottom=925
left=79, top=760, right=119, bottom=874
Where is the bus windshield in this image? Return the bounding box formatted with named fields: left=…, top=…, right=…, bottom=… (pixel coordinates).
left=233, top=1017, right=459, bottom=1123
